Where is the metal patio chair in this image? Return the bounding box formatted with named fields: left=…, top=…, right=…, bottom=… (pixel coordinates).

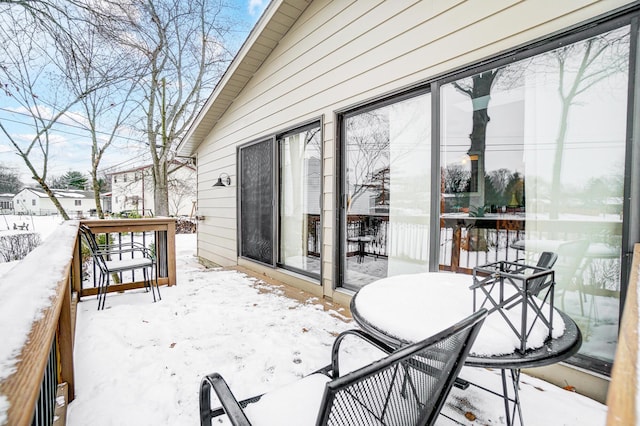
left=79, top=224, right=160, bottom=310
left=471, top=252, right=558, bottom=354
left=199, top=309, right=487, bottom=426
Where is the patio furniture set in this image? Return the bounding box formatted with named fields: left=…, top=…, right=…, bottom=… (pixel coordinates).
left=79, top=225, right=161, bottom=310
left=199, top=250, right=581, bottom=425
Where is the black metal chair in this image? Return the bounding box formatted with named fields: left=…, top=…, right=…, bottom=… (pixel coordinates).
left=471, top=252, right=558, bottom=354
left=199, top=309, right=487, bottom=426
left=79, top=224, right=160, bottom=310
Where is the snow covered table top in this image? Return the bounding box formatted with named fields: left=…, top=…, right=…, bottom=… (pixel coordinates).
left=351, top=272, right=582, bottom=368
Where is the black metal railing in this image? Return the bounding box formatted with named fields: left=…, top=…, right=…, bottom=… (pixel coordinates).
left=30, top=338, right=58, bottom=426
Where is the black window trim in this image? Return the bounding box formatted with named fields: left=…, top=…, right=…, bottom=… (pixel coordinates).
left=276, top=118, right=324, bottom=281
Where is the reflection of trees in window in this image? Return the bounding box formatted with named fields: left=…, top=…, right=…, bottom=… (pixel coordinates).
left=443, top=164, right=471, bottom=194
left=538, top=28, right=629, bottom=218
left=346, top=111, right=390, bottom=210
left=452, top=70, right=501, bottom=207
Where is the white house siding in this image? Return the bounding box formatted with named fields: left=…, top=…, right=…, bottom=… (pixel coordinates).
left=12, top=188, right=97, bottom=216
left=111, top=167, right=196, bottom=216
left=195, top=0, right=635, bottom=297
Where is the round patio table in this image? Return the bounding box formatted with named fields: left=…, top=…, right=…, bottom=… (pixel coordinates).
left=350, top=272, right=582, bottom=426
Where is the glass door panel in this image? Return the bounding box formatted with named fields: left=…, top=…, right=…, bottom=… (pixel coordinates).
left=279, top=124, right=322, bottom=276
left=439, top=26, right=630, bottom=368
left=342, top=92, right=431, bottom=289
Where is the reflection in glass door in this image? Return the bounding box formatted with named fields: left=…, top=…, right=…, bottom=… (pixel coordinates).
left=341, top=92, right=431, bottom=289
left=279, top=123, right=322, bottom=276
left=439, top=26, right=630, bottom=369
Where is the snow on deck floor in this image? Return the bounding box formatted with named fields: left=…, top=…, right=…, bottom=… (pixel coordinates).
left=67, top=234, right=606, bottom=425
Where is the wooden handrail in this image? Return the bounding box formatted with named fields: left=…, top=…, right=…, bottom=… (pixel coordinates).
left=606, top=243, right=640, bottom=425
left=0, top=222, right=79, bottom=426
left=80, top=218, right=177, bottom=293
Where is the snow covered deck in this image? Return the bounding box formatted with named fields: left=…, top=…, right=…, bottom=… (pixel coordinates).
left=0, top=220, right=635, bottom=425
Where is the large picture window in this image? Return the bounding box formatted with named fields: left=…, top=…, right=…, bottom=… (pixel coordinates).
left=439, top=26, right=629, bottom=369
left=338, top=20, right=635, bottom=374
left=278, top=123, right=322, bottom=276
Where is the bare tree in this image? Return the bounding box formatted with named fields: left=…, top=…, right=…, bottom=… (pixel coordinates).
left=345, top=111, right=390, bottom=210
left=452, top=70, right=501, bottom=209
left=59, top=12, right=143, bottom=219
left=546, top=28, right=629, bottom=219
left=0, top=4, right=91, bottom=219
left=92, top=0, right=234, bottom=216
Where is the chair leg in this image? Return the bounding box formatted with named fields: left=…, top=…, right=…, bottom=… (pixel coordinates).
left=98, top=272, right=108, bottom=310
left=147, top=267, right=157, bottom=302
left=154, top=263, right=161, bottom=301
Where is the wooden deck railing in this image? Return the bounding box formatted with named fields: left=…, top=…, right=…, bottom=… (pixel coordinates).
left=78, top=218, right=177, bottom=297
left=0, top=222, right=79, bottom=426
left=0, top=218, right=177, bottom=425
left=606, top=243, right=640, bottom=425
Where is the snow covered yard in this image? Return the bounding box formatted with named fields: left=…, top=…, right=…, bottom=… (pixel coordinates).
left=62, top=233, right=607, bottom=425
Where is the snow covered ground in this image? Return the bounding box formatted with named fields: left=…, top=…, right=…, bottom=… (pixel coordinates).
left=0, top=214, right=608, bottom=425
left=66, top=234, right=606, bottom=425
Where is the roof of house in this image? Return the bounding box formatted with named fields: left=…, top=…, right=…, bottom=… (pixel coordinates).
left=16, top=188, right=95, bottom=199
left=177, top=0, right=309, bottom=158
left=109, top=160, right=195, bottom=176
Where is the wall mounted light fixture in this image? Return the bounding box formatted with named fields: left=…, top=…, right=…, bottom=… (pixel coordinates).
left=212, top=172, right=231, bottom=187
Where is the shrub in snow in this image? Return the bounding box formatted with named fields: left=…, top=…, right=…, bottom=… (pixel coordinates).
left=0, top=232, right=42, bottom=262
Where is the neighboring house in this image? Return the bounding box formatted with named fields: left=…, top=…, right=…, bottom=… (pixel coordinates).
left=110, top=162, right=196, bottom=217
left=0, top=193, right=14, bottom=213
left=178, top=0, right=640, bottom=400
left=12, top=188, right=98, bottom=216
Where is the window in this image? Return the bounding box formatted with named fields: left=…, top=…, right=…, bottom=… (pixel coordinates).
left=31, top=199, right=35, bottom=206
left=278, top=123, right=322, bottom=276
left=336, top=16, right=637, bottom=374
left=439, top=26, right=629, bottom=370
left=75, top=200, right=82, bottom=206
left=340, top=92, right=431, bottom=289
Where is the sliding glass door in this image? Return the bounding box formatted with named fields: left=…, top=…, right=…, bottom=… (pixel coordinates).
left=439, top=26, right=629, bottom=368
left=278, top=123, right=322, bottom=276
left=341, top=92, right=431, bottom=289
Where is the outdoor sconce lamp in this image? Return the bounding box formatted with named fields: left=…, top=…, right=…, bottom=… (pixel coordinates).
left=212, top=172, right=231, bottom=187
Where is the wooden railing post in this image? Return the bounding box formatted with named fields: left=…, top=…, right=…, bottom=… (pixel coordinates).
left=167, top=219, right=177, bottom=286
left=606, top=243, right=640, bottom=425
left=58, top=271, right=75, bottom=402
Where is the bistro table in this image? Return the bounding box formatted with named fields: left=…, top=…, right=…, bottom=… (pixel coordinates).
left=347, top=235, right=374, bottom=263
left=350, top=272, right=582, bottom=426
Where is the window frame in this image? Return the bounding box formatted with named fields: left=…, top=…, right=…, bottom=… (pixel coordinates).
left=333, top=5, right=640, bottom=375
left=335, top=87, right=431, bottom=291
left=236, top=117, right=324, bottom=280
left=276, top=120, right=324, bottom=279
left=237, top=137, right=277, bottom=267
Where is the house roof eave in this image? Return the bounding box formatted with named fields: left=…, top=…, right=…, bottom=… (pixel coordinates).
left=177, top=0, right=310, bottom=158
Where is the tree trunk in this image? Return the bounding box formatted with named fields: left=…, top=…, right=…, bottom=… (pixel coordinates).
left=466, top=71, right=498, bottom=209
left=91, top=170, right=104, bottom=219
left=153, top=161, right=169, bottom=216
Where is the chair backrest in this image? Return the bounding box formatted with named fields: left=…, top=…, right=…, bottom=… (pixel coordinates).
left=555, top=240, right=589, bottom=287
left=317, top=309, right=487, bottom=426
left=536, top=251, right=557, bottom=270
left=525, top=251, right=558, bottom=296
left=79, top=225, right=109, bottom=273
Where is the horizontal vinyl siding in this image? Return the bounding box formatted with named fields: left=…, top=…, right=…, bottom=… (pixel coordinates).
left=196, top=0, right=634, bottom=287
